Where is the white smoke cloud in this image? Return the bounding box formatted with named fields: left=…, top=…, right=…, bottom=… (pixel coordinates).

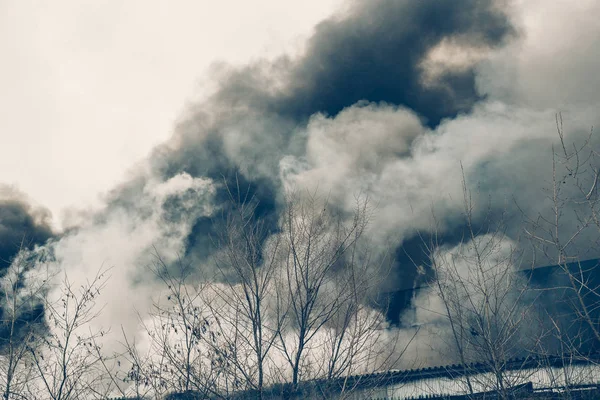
left=281, top=100, right=598, bottom=250
left=42, top=173, right=215, bottom=346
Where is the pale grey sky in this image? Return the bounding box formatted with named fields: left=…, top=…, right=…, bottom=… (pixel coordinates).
left=0, top=0, right=341, bottom=229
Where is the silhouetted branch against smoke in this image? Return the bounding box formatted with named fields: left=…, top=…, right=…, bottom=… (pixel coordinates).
left=520, top=114, right=599, bottom=265
left=208, top=177, right=286, bottom=398
left=25, top=266, right=113, bottom=400
left=121, top=254, right=225, bottom=399
left=0, top=240, right=53, bottom=400
left=272, top=189, right=395, bottom=387
left=414, top=167, right=540, bottom=398
left=521, top=115, right=600, bottom=365
left=117, top=182, right=407, bottom=398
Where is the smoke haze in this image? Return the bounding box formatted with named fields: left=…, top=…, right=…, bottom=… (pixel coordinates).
left=2, top=0, right=600, bottom=373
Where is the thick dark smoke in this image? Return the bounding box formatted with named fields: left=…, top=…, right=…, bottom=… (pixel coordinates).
left=136, top=0, right=516, bottom=277
left=0, top=187, right=54, bottom=352
left=153, top=0, right=515, bottom=183
left=212, top=0, right=514, bottom=126
left=0, top=188, right=54, bottom=273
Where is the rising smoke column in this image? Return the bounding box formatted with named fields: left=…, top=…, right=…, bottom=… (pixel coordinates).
left=143, top=0, right=516, bottom=275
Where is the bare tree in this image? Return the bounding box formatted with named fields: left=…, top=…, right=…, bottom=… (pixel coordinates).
left=519, top=114, right=600, bottom=394
left=0, top=241, right=51, bottom=400
left=420, top=210, right=476, bottom=396
left=209, top=180, right=284, bottom=399
left=115, top=187, right=415, bottom=399
left=274, top=192, right=373, bottom=389
left=121, top=254, right=226, bottom=400
left=199, top=187, right=409, bottom=399
left=28, top=268, right=111, bottom=400
left=424, top=172, right=537, bottom=399
left=321, top=255, right=386, bottom=381
left=522, top=114, right=600, bottom=267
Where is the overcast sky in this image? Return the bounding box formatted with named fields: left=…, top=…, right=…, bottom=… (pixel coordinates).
left=0, top=0, right=341, bottom=228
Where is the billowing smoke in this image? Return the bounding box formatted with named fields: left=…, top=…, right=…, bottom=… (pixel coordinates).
left=0, top=186, right=54, bottom=273
left=0, top=186, right=54, bottom=351
left=3, top=0, right=600, bottom=379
